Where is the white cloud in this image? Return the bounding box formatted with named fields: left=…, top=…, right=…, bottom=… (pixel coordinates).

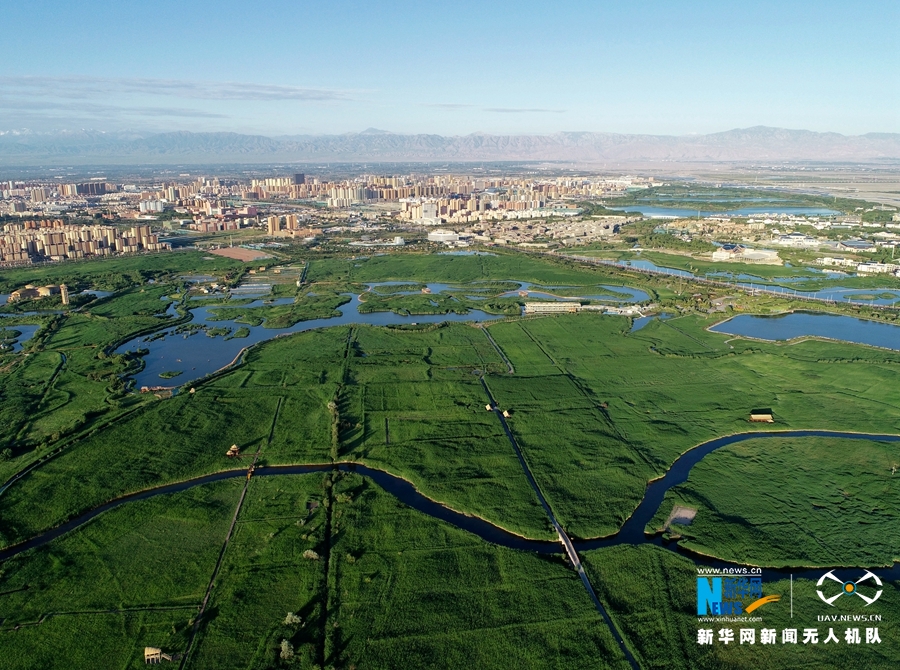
left=0, top=76, right=349, bottom=102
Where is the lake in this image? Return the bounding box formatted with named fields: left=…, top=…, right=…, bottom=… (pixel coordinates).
left=710, top=312, right=900, bottom=351
left=615, top=205, right=841, bottom=218
left=0, top=324, right=40, bottom=352
left=117, top=294, right=507, bottom=388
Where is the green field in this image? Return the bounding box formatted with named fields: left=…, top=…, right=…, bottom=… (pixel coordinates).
left=0, top=480, right=243, bottom=669
left=2, top=249, right=900, bottom=668
left=482, top=313, right=900, bottom=538
left=647, top=437, right=900, bottom=567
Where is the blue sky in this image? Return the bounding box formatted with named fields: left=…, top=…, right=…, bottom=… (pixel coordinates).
left=1, top=0, right=896, bottom=136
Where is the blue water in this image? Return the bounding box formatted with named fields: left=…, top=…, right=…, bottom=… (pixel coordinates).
left=616, top=205, right=841, bottom=218
left=117, top=294, right=506, bottom=388
left=437, top=250, right=497, bottom=256
left=630, top=314, right=672, bottom=332
left=74, top=289, right=113, bottom=299
left=710, top=312, right=900, bottom=350
left=617, top=259, right=695, bottom=278
left=0, top=324, right=40, bottom=352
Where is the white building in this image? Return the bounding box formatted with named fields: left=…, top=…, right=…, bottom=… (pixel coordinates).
left=427, top=229, right=459, bottom=243
left=418, top=202, right=442, bottom=226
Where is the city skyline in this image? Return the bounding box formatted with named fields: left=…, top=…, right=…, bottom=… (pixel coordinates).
left=1, top=1, right=897, bottom=137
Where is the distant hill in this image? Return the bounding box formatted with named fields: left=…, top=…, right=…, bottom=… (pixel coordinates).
left=0, top=126, right=898, bottom=164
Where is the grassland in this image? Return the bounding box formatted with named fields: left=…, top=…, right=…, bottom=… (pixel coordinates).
left=307, top=250, right=650, bottom=291
left=0, top=480, right=243, bottom=669
left=335, top=323, right=554, bottom=539
left=0, top=469, right=630, bottom=670
left=0, top=389, right=280, bottom=547
left=357, top=290, right=522, bottom=316
left=7, top=264, right=900, bottom=547
left=207, top=292, right=352, bottom=328
left=3, top=249, right=900, bottom=667
left=484, top=312, right=900, bottom=538
left=189, top=475, right=328, bottom=670
left=647, top=437, right=900, bottom=567
left=325, top=471, right=628, bottom=669
left=0, top=283, right=184, bottom=461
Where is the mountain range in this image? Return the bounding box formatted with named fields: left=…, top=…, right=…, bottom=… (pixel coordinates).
left=0, top=126, right=898, bottom=164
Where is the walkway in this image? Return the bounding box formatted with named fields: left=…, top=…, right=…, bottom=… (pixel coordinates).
left=477, top=375, right=639, bottom=670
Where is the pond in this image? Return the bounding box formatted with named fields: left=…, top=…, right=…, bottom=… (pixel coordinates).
left=0, top=324, right=40, bottom=352
left=710, top=312, right=900, bottom=351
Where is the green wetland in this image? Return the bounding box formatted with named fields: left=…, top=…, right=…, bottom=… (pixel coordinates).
left=1, top=249, right=900, bottom=668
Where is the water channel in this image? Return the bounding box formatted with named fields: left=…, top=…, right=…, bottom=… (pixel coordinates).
left=613, top=259, right=900, bottom=304
left=3, top=430, right=899, bottom=586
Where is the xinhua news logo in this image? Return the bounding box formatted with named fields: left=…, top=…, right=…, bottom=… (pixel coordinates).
left=697, top=570, right=780, bottom=617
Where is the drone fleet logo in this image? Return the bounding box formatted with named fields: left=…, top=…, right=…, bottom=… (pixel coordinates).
left=816, top=570, right=883, bottom=607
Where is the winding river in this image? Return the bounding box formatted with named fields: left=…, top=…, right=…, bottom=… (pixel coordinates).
left=3, top=430, right=899, bottom=585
